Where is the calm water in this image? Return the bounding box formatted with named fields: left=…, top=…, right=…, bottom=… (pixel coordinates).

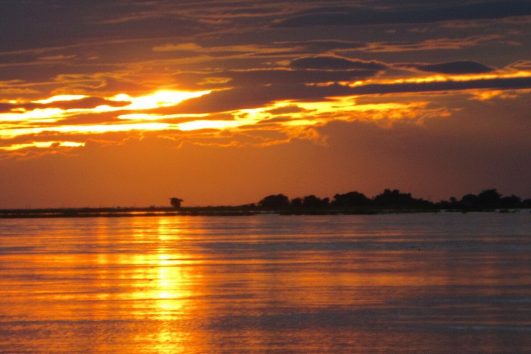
left=0, top=213, right=530, bottom=353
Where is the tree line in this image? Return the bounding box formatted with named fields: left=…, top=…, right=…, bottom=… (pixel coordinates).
left=256, top=189, right=531, bottom=211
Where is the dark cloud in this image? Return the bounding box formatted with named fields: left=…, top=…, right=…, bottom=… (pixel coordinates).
left=266, top=105, right=305, bottom=115
left=286, top=40, right=365, bottom=53
left=226, top=68, right=379, bottom=86
left=278, top=1, right=531, bottom=27
left=0, top=103, right=13, bottom=113
left=361, top=35, right=503, bottom=53
left=415, top=61, right=494, bottom=74
left=290, top=57, right=387, bottom=71
left=48, top=97, right=130, bottom=110
left=55, top=112, right=127, bottom=126
left=0, top=0, right=204, bottom=52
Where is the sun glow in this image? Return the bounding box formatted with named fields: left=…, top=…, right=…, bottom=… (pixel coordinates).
left=109, top=90, right=211, bottom=110
left=0, top=90, right=211, bottom=122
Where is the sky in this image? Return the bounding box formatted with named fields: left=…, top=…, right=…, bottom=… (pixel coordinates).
left=0, top=0, right=530, bottom=208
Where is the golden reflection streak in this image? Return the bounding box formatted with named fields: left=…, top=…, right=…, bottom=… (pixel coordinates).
left=79, top=217, right=205, bottom=352
left=151, top=218, right=202, bottom=352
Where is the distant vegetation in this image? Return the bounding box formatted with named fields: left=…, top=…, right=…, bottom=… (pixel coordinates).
left=255, top=188, right=531, bottom=213
left=1, top=188, right=529, bottom=219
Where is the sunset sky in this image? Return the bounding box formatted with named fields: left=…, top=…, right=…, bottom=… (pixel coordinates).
left=0, top=0, right=530, bottom=208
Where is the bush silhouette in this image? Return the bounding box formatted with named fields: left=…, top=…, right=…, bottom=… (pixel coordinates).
left=291, top=198, right=303, bottom=208
left=258, top=194, right=290, bottom=209
left=254, top=188, right=527, bottom=212
left=331, top=191, right=371, bottom=208
left=373, top=189, right=431, bottom=208
left=302, top=195, right=330, bottom=209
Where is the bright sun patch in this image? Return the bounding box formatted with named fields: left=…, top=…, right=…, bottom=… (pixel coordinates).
left=109, top=90, right=211, bottom=110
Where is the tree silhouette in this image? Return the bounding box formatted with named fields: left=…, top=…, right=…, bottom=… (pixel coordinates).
left=257, top=188, right=528, bottom=212
left=460, top=193, right=479, bottom=208
left=373, top=189, right=431, bottom=208
left=500, top=195, right=522, bottom=208
left=258, top=194, right=290, bottom=209
left=477, top=189, right=501, bottom=208
left=331, top=191, right=371, bottom=208
left=170, top=197, right=183, bottom=208
left=291, top=197, right=303, bottom=208
left=302, top=195, right=330, bottom=209
left=439, top=188, right=525, bottom=209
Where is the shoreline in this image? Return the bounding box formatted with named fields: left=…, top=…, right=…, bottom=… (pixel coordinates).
left=0, top=207, right=526, bottom=219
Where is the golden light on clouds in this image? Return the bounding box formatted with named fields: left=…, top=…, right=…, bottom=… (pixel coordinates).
left=0, top=108, right=65, bottom=123
left=353, top=70, right=531, bottom=86
left=0, top=90, right=211, bottom=123
left=118, top=113, right=209, bottom=121
left=1, top=70, right=530, bottom=153
left=109, top=90, right=211, bottom=110
left=35, top=95, right=89, bottom=104
left=0, top=141, right=85, bottom=151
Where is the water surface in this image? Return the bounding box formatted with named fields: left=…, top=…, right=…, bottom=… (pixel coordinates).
left=1, top=213, right=530, bottom=353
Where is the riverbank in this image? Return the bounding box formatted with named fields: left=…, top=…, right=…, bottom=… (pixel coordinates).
left=0, top=206, right=526, bottom=219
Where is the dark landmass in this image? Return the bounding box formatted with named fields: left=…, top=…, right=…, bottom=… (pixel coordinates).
left=1, top=188, right=529, bottom=219
left=0, top=206, right=258, bottom=219
left=0, top=189, right=531, bottom=218
left=255, top=188, right=530, bottom=215
left=260, top=188, right=531, bottom=211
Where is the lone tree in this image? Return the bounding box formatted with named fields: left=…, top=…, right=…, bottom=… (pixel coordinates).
left=170, top=197, right=183, bottom=208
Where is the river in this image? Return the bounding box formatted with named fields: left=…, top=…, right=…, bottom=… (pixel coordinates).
left=0, top=213, right=530, bottom=353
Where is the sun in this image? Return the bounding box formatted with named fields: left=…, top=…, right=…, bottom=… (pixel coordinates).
left=110, top=90, right=211, bottom=110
